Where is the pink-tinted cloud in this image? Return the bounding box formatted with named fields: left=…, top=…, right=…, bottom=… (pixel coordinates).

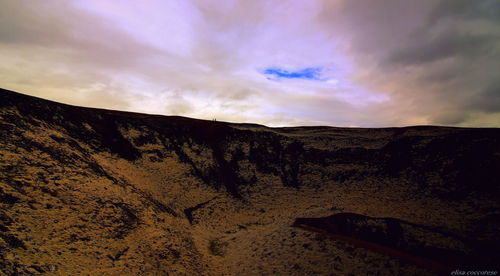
left=1, top=0, right=498, bottom=127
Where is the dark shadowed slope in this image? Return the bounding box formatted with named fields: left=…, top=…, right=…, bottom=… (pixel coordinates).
left=1, top=88, right=499, bottom=275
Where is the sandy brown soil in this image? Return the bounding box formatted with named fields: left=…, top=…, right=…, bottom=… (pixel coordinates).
left=1, top=88, right=499, bottom=275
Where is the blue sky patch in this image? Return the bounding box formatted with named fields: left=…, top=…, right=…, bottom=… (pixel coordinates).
left=262, top=67, right=325, bottom=81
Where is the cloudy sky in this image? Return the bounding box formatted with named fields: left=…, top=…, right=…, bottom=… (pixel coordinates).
left=1, top=0, right=499, bottom=127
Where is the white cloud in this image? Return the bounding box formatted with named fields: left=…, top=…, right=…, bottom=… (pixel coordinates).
left=0, top=0, right=498, bottom=127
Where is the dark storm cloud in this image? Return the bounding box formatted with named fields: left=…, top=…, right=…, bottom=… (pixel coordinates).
left=385, top=0, right=500, bottom=67
left=323, top=0, right=500, bottom=126
left=388, top=0, right=500, bottom=125
left=386, top=31, right=498, bottom=66
left=467, top=80, right=500, bottom=113
left=429, top=0, right=500, bottom=22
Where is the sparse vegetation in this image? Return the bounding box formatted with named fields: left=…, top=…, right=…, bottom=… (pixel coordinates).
left=208, top=239, right=228, bottom=256
left=1, top=89, right=499, bottom=275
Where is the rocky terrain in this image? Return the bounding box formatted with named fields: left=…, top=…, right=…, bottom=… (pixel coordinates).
left=1, top=88, right=499, bottom=275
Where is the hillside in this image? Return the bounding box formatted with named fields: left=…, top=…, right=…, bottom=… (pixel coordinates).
left=1, top=88, right=499, bottom=275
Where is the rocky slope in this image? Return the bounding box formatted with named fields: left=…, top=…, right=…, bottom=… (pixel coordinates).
left=1, top=88, right=499, bottom=275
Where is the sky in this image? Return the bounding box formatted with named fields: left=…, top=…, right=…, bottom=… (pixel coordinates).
left=1, top=0, right=499, bottom=127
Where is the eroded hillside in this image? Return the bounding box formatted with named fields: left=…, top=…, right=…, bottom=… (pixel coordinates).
left=1, top=88, right=499, bottom=275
